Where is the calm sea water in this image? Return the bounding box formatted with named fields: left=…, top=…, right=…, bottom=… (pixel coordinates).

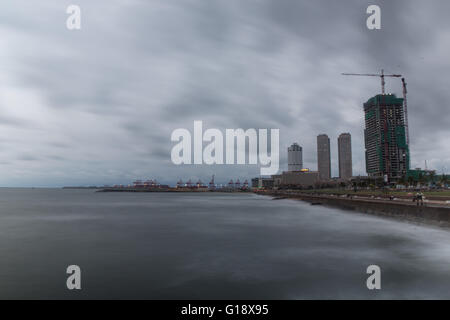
left=0, top=188, right=449, bottom=299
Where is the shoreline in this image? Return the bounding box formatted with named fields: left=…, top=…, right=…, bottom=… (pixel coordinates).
left=96, top=187, right=251, bottom=193
left=257, top=190, right=450, bottom=229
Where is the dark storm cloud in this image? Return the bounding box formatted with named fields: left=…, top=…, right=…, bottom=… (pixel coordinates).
left=0, top=0, right=449, bottom=186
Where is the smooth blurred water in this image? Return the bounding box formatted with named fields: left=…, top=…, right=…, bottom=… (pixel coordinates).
left=0, top=188, right=449, bottom=299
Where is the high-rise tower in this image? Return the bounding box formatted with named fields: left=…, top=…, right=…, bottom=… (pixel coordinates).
left=288, top=143, right=303, bottom=172
left=317, top=134, right=331, bottom=180
left=364, top=94, right=409, bottom=181
left=338, top=133, right=352, bottom=180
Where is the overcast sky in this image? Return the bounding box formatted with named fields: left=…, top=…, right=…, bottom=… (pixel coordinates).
left=1, top=0, right=449, bottom=187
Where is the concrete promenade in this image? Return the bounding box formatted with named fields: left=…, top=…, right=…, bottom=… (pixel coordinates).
left=257, top=190, right=450, bottom=228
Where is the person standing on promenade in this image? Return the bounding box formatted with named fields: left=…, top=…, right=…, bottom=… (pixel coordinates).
left=415, top=192, right=424, bottom=206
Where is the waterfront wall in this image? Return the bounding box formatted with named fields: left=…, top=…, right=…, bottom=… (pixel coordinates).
left=264, top=192, right=450, bottom=228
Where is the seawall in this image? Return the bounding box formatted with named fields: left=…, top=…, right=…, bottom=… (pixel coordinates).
left=259, top=192, right=450, bottom=229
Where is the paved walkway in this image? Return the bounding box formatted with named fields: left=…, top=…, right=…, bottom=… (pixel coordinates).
left=265, top=192, right=450, bottom=209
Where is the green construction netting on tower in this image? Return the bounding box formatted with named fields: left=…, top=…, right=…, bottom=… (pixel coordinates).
left=395, top=126, right=407, bottom=148
left=364, top=94, right=404, bottom=108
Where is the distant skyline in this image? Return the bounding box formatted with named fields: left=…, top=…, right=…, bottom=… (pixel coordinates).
left=1, top=0, right=450, bottom=187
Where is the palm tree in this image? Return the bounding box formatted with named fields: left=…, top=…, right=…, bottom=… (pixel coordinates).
left=407, top=175, right=415, bottom=187
left=429, top=171, right=436, bottom=184
left=418, top=173, right=427, bottom=186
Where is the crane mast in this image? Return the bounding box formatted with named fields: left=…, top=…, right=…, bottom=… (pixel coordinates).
left=401, top=78, right=410, bottom=146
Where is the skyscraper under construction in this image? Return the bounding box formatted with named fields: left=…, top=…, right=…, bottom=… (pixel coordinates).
left=364, top=94, right=409, bottom=181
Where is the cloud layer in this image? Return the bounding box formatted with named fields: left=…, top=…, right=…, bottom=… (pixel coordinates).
left=0, top=0, right=449, bottom=186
